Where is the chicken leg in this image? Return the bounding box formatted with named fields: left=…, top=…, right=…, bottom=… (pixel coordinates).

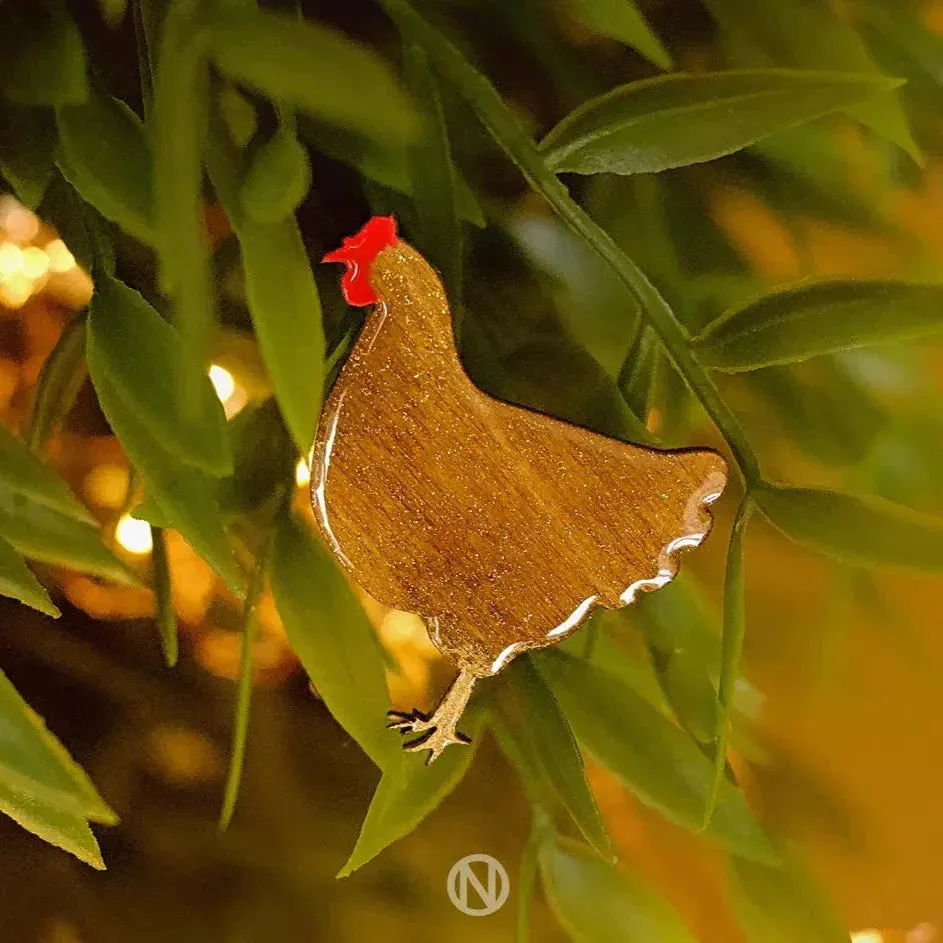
left=387, top=669, right=477, bottom=763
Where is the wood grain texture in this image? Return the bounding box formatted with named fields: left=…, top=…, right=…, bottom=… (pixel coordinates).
left=312, top=236, right=727, bottom=759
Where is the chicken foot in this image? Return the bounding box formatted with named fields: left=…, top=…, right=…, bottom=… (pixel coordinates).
left=387, top=668, right=477, bottom=763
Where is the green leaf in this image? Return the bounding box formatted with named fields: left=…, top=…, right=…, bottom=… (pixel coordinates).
left=701, top=0, right=919, bottom=161
left=0, top=494, right=135, bottom=586
left=239, top=128, right=312, bottom=224
left=0, top=103, right=57, bottom=208
left=404, top=41, right=463, bottom=302
left=0, top=779, right=103, bottom=870
left=152, top=0, right=214, bottom=410
left=207, top=117, right=326, bottom=457
left=217, top=400, right=296, bottom=517
left=0, top=533, right=59, bottom=617
left=88, top=274, right=232, bottom=476
left=237, top=221, right=326, bottom=456
left=56, top=90, right=154, bottom=244
left=295, top=118, right=485, bottom=227
left=540, top=833, right=698, bottom=942
left=535, top=650, right=776, bottom=862
left=694, top=280, right=943, bottom=372
left=87, top=352, right=242, bottom=595
left=728, top=845, right=849, bottom=943
left=0, top=422, right=94, bottom=523
left=36, top=172, right=114, bottom=274
left=540, top=69, right=900, bottom=175
left=556, top=0, right=672, bottom=69
left=271, top=514, right=396, bottom=769
left=653, top=646, right=718, bottom=744
left=0, top=6, right=88, bottom=107
left=496, top=658, right=611, bottom=860
left=338, top=707, right=485, bottom=876
left=705, top=497, right=753, bottom=827
left=26, top=315, right=88, bottom=454
left=207, top=8, right=418, bottom=145
left=755, top=482, right=943, bottom=570
left=0, top=667, right=116, bottom=826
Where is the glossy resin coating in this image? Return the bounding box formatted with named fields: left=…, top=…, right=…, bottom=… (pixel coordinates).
left=315, top=220, right=727, bottom=760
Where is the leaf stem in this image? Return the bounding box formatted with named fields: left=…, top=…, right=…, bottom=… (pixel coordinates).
left=703, top=493, right=754, bottom=827
left=218, top=503, right=282, bottom=830
left=151, top=526, right=178, bottom=667
left=517, top=813, right=548, bottom=943
left=381, top=0, right=761, bottom=485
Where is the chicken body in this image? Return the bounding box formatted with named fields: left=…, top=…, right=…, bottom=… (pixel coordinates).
left=313, top=234, right=726, bottom=758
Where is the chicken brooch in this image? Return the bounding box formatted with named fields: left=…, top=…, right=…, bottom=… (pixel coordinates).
left=314, top=216, right=727, bottom=762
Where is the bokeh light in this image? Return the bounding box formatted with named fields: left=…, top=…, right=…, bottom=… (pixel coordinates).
left=115, top=513, right=153, bottom=555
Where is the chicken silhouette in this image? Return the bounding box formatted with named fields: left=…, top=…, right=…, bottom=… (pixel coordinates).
left=314, top=216, right=727, bottom=762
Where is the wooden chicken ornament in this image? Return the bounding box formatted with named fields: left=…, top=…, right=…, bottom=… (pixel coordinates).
left=315, top=217, right=727, bottom=762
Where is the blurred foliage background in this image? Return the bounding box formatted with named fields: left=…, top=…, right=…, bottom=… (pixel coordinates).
left=1, top=0, right=943, bottom=940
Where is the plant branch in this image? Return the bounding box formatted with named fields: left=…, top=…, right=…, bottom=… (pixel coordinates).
left=381, top=0, right=761, bottom=485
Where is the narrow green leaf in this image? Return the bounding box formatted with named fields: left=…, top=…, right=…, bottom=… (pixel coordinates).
left=239, top=127, right=311, bottom=224
left=88, top=274, right=232, bottom=476
left=0, top=7, right=88, bottom=107
left=535, top=650, right=776, bottom=863
left=540, top=69, right=900, bottom=175
left=705, top=496, right=753, bottom=827
left=694, top=280, right=943, bottom=372
left=0, top=422, right=94, bottom=523
left=0, top=494, right=136, bottom=586
left=207, top=8, right=418, bottom=144
left=497, top=658, right=611, bottom=860
left=152, top=0, right=214, bottom=410
left=87, top=358, right=242, bottom=595
left=0, top=103, right=57, bottom=208
left=338, top=708, right=485, bottom=876
left=728, top=845, right=849, bottom=943
left=0, top=779, right=103, bottom=870
left=151, top=526, right=178, bottom=667
left=556, top=0, right=672, bottom=69
left=36, top=172, right=114, bottom=274
left=26, top=315, right=88, bottom=454
left=0, top=667, right=116, bottom=825
left=56, top=90, right=154, bottom=243
left=207, top=118, right=326, bottom=457
left=702, top=0, right=919, bottom=161
left=404, top=41, right=463, bottom=301
left=653, top=646, right=718, bottom=744
left=540, top=833, right=698, bottom=942
left=755, top=482, right=943, bottom=570
left=271, top=514, right=396, bottom=768
left=618, top=326, right=660, bottom=420
left=237, top=221, right=325, bottom=455
left=219, top=535, right=272, bottom=830
left=0, top=533, right=59, bottom=617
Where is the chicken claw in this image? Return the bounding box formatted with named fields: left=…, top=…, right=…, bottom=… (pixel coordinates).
left=386, top=669, right=478, bottom=762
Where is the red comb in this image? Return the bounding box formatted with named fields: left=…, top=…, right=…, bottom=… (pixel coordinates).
left=322, top=215, right=398, bottom=306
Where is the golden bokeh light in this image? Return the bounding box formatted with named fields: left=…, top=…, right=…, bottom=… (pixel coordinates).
left=208, top=363, right=247, bottom=418
left=115, top=513, right=153, bottom=555
left=295, top=457, right=310, bottom=487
